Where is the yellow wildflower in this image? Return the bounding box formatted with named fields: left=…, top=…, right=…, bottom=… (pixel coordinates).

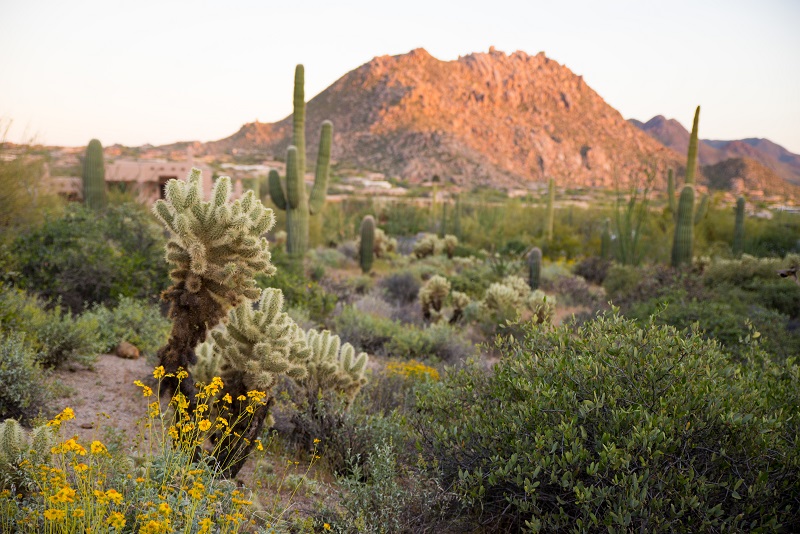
left=74, top=463, right=88, bottom=472
left=43, top=508, right=66, bottom=521
left=198, top=419, right=211, bottom=432
left=158, top=501, right=172, bottom=515
left=105, top=488, right=123, bottom=505
left=198, top=517, right=214, bottom=534
left=176, top=369, right=188, bottom=380
left=153, top=366, right=165, bottom=379
left=236, top=394, right=246, bottom=402
left=72, top=508, right=85, bottom=518
left=91, top=441, right=108, bottom=455
left=324, top=524, right=331, bottom=531
left=107, top=511, right=126, bottom=528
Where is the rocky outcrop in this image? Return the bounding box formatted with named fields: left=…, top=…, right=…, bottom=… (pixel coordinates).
left=207, top=48, right=682, bottom=189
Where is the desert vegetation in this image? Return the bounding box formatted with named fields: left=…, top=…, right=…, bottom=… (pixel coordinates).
left=1, top=88, right=799, bottom=533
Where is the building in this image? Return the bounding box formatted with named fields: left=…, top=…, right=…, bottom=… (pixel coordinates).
left=105, top=150, right=214, bottom=203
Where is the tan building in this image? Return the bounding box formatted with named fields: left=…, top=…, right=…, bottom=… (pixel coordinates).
left=106, top=156, right=215, bottom=204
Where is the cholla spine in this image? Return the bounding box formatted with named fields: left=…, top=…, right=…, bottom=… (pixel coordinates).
left=210, top=288, right=310, bottom=391
left=303, top=329, right=368, bottom=404
left=153, top=168, right=275, bottom=310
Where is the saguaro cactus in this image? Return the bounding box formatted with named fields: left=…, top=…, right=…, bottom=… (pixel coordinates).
left=733, top=197, right=745, bottom=256
left=666, top=169, right=676, bottom=218
left=269, top=65, right=333, bottom=256
left=528, top=247, right=542, bottom=289
left=82, top=139, right=107, bottom=209
left=359, top=215, right=375, bottom=273
left=671, top=185, right=695, bottom=267
left=546, top=178, right=555, bottom=241
left=600, top=219, right=611, bottom=260
left=685, top=106, right=700, bottom=186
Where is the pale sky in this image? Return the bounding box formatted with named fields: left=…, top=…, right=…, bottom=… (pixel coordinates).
left=2, top=0, right=799, bottom=153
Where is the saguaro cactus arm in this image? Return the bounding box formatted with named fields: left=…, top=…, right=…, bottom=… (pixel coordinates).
left=309, top=121, right=333, bottom=215
left=685, top=106, right=700, bottom=186
left=268, top=169, right=286, bottom=210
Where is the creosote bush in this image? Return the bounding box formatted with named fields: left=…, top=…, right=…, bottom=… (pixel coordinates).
left=416, top=311, right=800, bottom=532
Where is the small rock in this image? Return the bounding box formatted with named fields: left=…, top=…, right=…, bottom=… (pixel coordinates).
left=115, top=341, right=140, bottom=360
left=80, top=422, right=94, bottom=429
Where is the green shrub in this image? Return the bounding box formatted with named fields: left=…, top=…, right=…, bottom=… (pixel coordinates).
left=0, top=334, right=51, bottom=423
left=9, top=203, right=168, bottom=312
left=0, top=285, right=101, bottom=368
left=82, top=297, right=170, bottom=361
left=415, top=312, right=800, bottom=532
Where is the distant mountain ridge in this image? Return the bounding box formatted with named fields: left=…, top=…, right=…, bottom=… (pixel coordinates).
left=630, top=115, right=800, bottom=187
left=207, top=48, right=683, bottom=189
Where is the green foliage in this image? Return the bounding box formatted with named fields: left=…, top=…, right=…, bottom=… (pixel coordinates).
left=269, top=65, right=333, bottom=256
left=415, top=311, right=800, bottom=532
left=334, top=306, right=476, bottom=363
left=9, top=202, right=168, bottom=312
left=613, top=173, right=653, bottom=266
left=359, top=215, right=375, bottom=274
left=82, top=297, right=170, bottom=361
left=81, top=138, right=107, bottom=210
left=0, top=284, right=101, bottom=368
left=671, top=185, right=695, bottom=267
left=666, top=168, right=676, bottom=217
left=527, top=247, right=542, bottom=289
left=0, top=334, right=51, bottom=424
left=0, top=150, right=62, bottom=238
left=733, top=197, right=746, bottom=256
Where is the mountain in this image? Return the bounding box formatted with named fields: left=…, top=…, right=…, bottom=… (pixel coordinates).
left=208, top=48, right=682, bottom=189
left=631, top=116, right=800, bottom=186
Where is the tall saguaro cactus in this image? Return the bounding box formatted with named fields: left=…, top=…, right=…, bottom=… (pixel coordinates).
left=269, top=65, right=333, bottom=256
left=685, top=106, right=700, bottom=186
left=733, top=197, right=745, bottom=256
left=546, top=178, right=555, bottom=241
left=359, top=215, right=375, bottom=273
left=671, top=185, right=695, bottom=267
left=528, top=247, right=542, bottom=290
left=82, top=139, right=107, bottom=209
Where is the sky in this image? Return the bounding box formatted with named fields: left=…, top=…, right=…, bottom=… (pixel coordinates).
left=1, top=0, right=799, bottom=153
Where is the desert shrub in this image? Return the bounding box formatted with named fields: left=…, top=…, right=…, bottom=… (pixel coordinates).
left=0, top=333, right=51, bottom=423
left=334, top=307, right=476, bottom=363
left=82, top=297, right=170, bottom=361
left=380, top=271, right=421, bottom=305
left=549, top=274, right=606, bottom=309
left=415, top=312, right=800, bottom=532
left=0, top=285, right=101, bottom=368
left=629, top=292, right=800, bottom=362
left=9, top=203, right=168, bottom=312
left=353, top=294, right=395, bottom=320
left=573, top=256, right=612, bottom=285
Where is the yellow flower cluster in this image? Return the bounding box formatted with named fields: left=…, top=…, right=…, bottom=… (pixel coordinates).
left=47, top=407, right=75, bottom=428
left=386, top=359, right=440, bottom=381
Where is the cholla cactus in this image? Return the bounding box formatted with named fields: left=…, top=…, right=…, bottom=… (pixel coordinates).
left=449, top=290, right=471, bottom=324
left=302, top=329, right=368, bottom=404
left=482, top=282, right=524, bottom=317
left=1, top=419, right=54, bottom=490
left=420, top=275, right=451, bottom=321
left=191, top=340, right=224, bottom=388
left=152, top=168, right=276, bottom=394
left=442, top=234, right=458, bottom=259
left=527, top=290, right=557, bottom=325
left=501, top=275, right=531, bottom=300
left=154, top=169, right=274, bottom=308
left=211, top=288, right=310, bottom=391
left=413, top=233, right=442, bottom=259
left=374, top=227, right=398, bottom=258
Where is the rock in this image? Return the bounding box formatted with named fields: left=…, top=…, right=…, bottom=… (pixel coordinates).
left=115, top=341, right=140, bottom=360
left=80, top=422, right=94, bottom=429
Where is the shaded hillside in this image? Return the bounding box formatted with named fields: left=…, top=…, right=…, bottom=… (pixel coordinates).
left=632, top=116, right=800, bottom=186
left=703, top=157, right=800, bottom=199
left=208, top=48, right=682, bottom=189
